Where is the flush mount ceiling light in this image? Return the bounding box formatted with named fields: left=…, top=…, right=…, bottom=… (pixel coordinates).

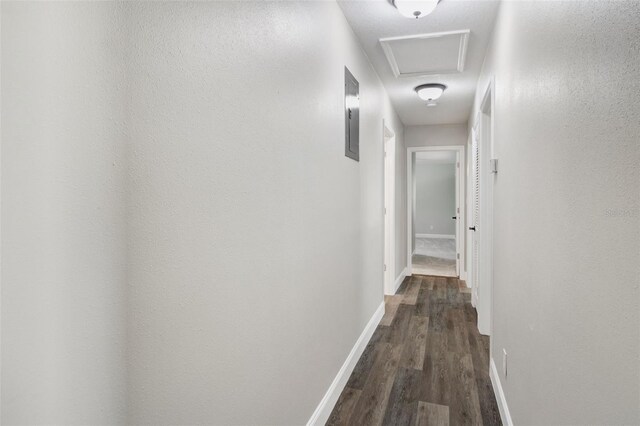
left=415, top=83, right=446, bottom=101
left=393, top=0, right=439, bottom=19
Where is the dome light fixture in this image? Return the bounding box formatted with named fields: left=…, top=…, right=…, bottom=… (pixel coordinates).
left=393, top=0, right=439, bottom=19
left=415, top=83, right=447, bottom=101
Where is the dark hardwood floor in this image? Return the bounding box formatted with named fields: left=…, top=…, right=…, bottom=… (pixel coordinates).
left=326, top=275, right=502, bottom=426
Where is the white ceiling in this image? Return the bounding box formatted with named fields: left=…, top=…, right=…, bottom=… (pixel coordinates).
left=380, top=30, right=469, bottom=77
left=337, top=0, right=500, bottom=126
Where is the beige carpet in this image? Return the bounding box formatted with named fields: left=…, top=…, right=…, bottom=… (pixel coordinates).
left=412, top=254, right=457, bottom=277
left=412, top=236, right=457, bottom=277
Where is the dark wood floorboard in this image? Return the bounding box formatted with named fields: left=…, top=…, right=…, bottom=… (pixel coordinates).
left=327, top=275, right=502, bottom=426
left=381, top=366, right=421, bottom=425
left=416, top=401, right=449, bottom=426
left=327, top=387, right=361, bottom=425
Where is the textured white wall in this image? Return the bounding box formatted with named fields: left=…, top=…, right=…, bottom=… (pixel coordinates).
left=470, top=1, right=640, bottom=424
left=1, top=2, right=127, bottom=424
left=405, top=123, right=468, bottom=148
left=1, top=2, right=406, bottom=423
left=124, top=2, right=404, bottom=424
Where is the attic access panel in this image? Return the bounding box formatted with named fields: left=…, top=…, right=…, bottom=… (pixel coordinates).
left=380, top=30, right=470, bottom=78
left=345, top=67, right=359, bottom=161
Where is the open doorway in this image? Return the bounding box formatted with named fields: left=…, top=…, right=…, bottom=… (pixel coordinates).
left=383, top=121, right=396, bottom=295
left=407, top=146, right=465, bottom=278
left=470, top=79, right=495, bottom=336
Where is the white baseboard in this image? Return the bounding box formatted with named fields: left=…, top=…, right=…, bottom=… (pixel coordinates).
left=490, top=358, right=513, bottom=426
left=464, top=278, right=470, bottom=288
left=307, top=302, right=385, bottom=426
left=415, top=233, right=455, bottom=239
left=393, top=267, right=408, bottom=294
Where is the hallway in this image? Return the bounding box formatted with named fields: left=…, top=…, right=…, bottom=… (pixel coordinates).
left=328, top=275, right=500, bottom=425
left=2, top=0, right=639, bottom=424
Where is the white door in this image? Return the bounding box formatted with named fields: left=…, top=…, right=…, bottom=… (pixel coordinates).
left=454, top=153, right=461, bottom=277
left=472, top=100, right=493, bottom=336
left=477, top=102, right=494, bottom=336
left=471, top=128, right=480, bottom=307
left=383, top=135, right=395, bottom=295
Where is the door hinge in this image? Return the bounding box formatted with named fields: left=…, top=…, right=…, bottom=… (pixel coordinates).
left=457, top=253, right=460, bottom=259
left=384, top=264, right=387, bottom=271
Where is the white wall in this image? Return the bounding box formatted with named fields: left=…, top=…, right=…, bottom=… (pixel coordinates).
left=2, top=2, right=127, bottom=424
left=414, top=161, right=456, bottom=235
left=470, top=1, right=640, bottom=424
left=124, top=2, right=404, bottom=424
left=2, top=1, right=406, bottom=424
left=405, top=123, right=467, bottom=148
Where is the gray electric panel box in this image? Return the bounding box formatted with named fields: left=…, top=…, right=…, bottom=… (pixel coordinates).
left=345, top=67, right=359, bottom=161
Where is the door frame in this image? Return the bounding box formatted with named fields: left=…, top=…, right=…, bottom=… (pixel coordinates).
left=406, top=145, right=466, bottom=278
left=472, top=77, right=495, bottom=337
left=383, top=121, right=396, bottom=295
left=469, top=125, right=479, bottom=308
left=466, top=129, right=475, bottom=305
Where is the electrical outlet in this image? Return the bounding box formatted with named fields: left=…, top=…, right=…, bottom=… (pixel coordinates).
left=502, top=348, right=508, bottom=378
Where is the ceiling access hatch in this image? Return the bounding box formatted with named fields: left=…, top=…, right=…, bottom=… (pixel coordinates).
left=380, top=30, right=470, bottom=78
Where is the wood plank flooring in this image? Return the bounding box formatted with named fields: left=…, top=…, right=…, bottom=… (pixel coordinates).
left=327, top=275, right=501, bottom=426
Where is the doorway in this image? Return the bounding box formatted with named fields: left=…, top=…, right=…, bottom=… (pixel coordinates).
left=470, top=79, right=494, bottom=336
left=383, top=122, right=396, bottom=295
left=407, top=146, right=465, bottom=278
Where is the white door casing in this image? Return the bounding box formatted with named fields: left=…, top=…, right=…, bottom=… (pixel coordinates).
left=383, top=122, right=396, bottom=295
left=406, top=146, right=465, bottom=279
left=473, top=78, right=495, bottom=337
left=455, top=152, right=461, bottom=277
left=471, top=126, right=480, bottom=308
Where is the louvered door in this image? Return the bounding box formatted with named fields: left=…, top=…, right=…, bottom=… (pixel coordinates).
left=471, top=128, right=480, bottom=305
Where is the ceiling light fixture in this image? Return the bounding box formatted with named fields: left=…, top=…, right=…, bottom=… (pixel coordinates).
left=415, top=83, right=446, bottom=101
left=393, top=0, right=439, bottom=19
